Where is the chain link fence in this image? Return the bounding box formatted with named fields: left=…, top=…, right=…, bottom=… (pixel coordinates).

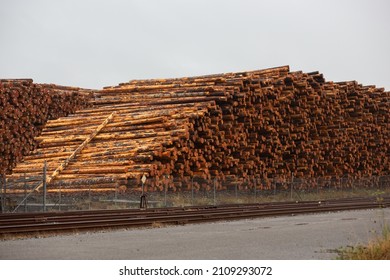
left=1, top=170, right=390, bottom=213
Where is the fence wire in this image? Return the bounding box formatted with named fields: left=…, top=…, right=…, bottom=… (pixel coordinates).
left=1, top=172, right=389, bottom=213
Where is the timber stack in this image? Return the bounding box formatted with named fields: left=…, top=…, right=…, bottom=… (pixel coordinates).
left=3, top=66, right=389, bottom=194
left=39, top=84, right=93, bottom=119
left=0, top=79, right=91, bottom=175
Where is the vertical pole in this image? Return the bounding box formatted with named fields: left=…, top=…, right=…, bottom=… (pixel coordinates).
left=317, top=179, right=319, bottom=195
left=291, top=173, right=294, bottom=201
left=339, top=177, right=342, bottom=191
left=165, top=175, right=169, bottom=207
left=273, top=178, right=276, bottom=195
left=24, top=173, right=27, bottom=212
left=4, top=175, right=7, bottom=213
left=59, top=183, right=62, bottom=211
left=164, top=182, right=167, bottom=207
left=213, top=178, right=216, bottom=206
left=191, top=177, right=194, bottom=206
left=43, top=161, right=47, bottom=212
left=1, top=174, right=4, bottom=213
left=89, top=183, right=91, bottom=210
left=115, top=184, right=118, bottom=207
left=254, top=177, right=257, bottom=200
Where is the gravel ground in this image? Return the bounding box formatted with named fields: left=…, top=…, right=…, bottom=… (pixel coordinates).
left=0, top=208, right=389, bottom=259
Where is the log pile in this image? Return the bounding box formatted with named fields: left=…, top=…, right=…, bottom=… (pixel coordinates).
left=4, top=65, right=390, bottom=194
left=39, top=84, right=93, bottom=119
left=0, top=79, right=91, bottom=174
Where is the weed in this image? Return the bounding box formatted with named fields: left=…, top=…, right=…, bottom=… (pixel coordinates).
left=337, top=224, right=390, bottom=260
left=151, top=222, right=165, bottom=228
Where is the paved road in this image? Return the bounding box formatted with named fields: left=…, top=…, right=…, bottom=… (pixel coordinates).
left=0, top=208, right=389, bottom=259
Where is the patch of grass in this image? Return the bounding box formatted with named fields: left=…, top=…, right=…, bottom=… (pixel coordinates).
left=337, top=224, right=390, bottom=260
left=151, top=222, right=165, bottom=228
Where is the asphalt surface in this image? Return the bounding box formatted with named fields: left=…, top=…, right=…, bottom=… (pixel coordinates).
left=0, top=208, right=389, bottom=259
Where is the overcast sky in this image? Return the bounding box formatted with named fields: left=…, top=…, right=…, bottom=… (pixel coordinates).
left=0, top=0, right=389, bottom=90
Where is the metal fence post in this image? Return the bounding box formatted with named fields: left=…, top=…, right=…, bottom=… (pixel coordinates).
left=273, top=179, right=276, bottom=195
left=43, top=161, right=47, bottom=212
left=290, top=173, right=294, bottom=201
left=4, top=175, right=7, bottom=213
left=164, top=181, right=167, bottom=207
left=213, top=178, right=216, bottom=206
left=235, top=183, right=238, bottom=201
left=254, top=177, right=257, bottom=200
left=24, top=173, right=27, bottom=212
left=0, top=174, right=4, bottom=213
left=191, top=177, right=194, bottom=206
left=115, top=184, right=118, bottom=208
left=89, top=184, right=91, bottom=210
left=317, top=179, right=319, bottom=195
left=59, top=183, right=62, bottom=211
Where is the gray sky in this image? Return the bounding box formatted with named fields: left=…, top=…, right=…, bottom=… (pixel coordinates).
left=0, top=0, right=389, bottom=90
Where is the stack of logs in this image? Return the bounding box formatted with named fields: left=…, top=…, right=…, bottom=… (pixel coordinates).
left=39, top=84, right=93, bottom=119
left=4, top=65, right=390, bottom=194
left=0, top=79, right=91, bottom=174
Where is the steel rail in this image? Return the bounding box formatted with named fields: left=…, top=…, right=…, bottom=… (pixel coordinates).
left=0, top=200, right=388, bottom=226
left=0, top=196, right=389, bottom=235
left=0, top=195, right=383, bottom=220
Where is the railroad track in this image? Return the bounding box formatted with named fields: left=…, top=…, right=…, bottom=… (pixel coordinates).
left=0, top=196, right=389, bottom=235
